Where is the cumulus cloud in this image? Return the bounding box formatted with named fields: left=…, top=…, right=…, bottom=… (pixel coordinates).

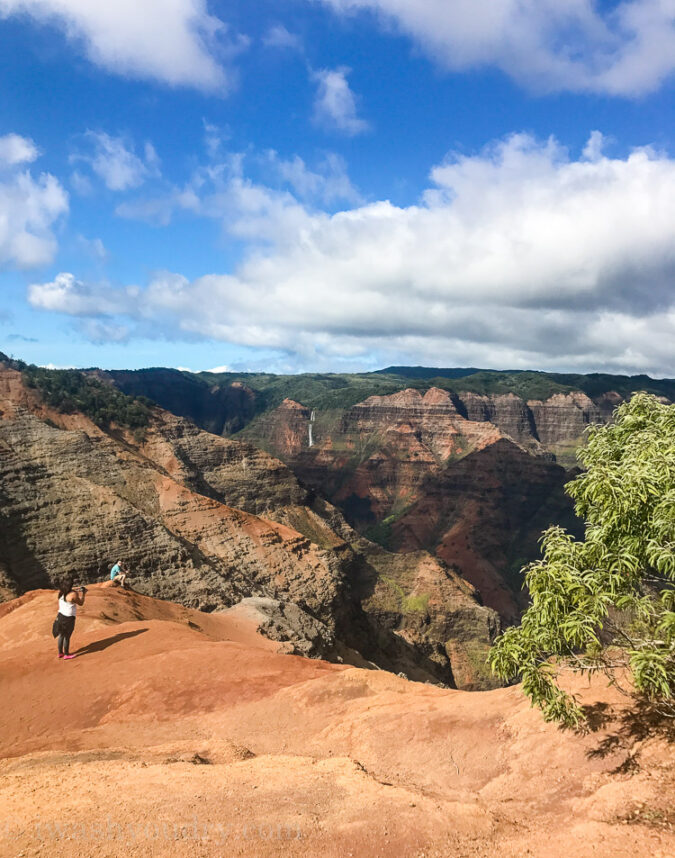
left=0, top=0, right=239, bottom=91
left=72, top=132, right=161, bottom=192
left=0, top=134, right=68, bottom=268
left=262, top=24, right=302, bottom=50
left=28, top=272, right=137, bottom=315
left=0, top=132, right=39, bottom=166
left=311, top=67, right=370, bottom=135
left=318, top=0, right=675, bottom=96
left=263, top=150, right=361, bottom=205
left=27, top=133, right=675, bottom=375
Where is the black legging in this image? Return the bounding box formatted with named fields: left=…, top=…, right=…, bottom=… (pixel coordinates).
left=57, top=632, right=71, bottom=655
left=56, top=615, right=75, bottom=655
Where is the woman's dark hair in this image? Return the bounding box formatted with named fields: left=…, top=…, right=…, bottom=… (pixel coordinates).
left=58, top=577, right=74, bottom=599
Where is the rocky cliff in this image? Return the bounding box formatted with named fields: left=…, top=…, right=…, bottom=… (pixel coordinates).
left=0, top=363, right=499, bottom=689
left=97, top=365, right=674, bottom=622
left=103, top=367, right=257, bottom=435
left=240, top=388, right=582, bottom=621
left=106, top=365, right=674, bottom=463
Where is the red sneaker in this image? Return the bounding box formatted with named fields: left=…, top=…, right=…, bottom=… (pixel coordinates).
left=62, top=654, right=76, bottom=660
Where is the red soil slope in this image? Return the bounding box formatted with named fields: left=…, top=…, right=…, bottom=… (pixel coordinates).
left=1, top=585, right=673, bottom=858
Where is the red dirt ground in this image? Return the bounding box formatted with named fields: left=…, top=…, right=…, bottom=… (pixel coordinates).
left=0, top=584, right=673, bottom=857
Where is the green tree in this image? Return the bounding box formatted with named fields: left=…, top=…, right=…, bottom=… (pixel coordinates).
left=21, top=365, right=152, bottom=430
left=489, top=393, right=675, bottom=727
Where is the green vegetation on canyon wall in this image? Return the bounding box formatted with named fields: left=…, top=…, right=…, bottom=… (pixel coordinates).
left=107, top=364, right=675, bottom=430
left=0, top=354, right=154, bottom=433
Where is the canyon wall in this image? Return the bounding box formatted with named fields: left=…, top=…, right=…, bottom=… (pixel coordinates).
left=0, top=364, right=499, bottom=689
left=105, top=368, right=669, bottom=621
left=240, top=388, right=583, bottom=621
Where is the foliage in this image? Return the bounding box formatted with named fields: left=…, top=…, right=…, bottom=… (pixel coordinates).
left=376, top=575, right=430, bottom=614
left=22, top=365, right=153, bottom=430
left=489, top=393, right=675, bottom=727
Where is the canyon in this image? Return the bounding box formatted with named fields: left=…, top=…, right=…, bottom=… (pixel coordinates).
left=238, top=388, right=591, bottom=620
left=0, top=358, right=498, bottom=690
left=2, top=354, right=673, bottom=678
left=1, top=356, right=673, bottom=857
left=106, top=366, right=673, bottom=622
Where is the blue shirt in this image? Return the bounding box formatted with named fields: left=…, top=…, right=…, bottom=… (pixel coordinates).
left=110, top=563, right=122, bottom=580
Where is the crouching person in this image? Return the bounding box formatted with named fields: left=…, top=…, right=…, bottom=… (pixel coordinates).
left=110, top=560, right=129, bottom=589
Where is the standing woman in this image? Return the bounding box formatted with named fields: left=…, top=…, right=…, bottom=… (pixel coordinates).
left=56, top=577, right=86, bottom=660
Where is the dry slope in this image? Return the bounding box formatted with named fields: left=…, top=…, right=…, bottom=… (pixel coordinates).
left=0, top=585, right=672, bottom=858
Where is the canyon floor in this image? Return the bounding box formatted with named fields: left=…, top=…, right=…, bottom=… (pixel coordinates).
left=0, top=584, right=673, bottom=858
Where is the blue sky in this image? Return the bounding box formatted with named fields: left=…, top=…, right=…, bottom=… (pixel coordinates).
left=0, top=1, right=674, bottom=375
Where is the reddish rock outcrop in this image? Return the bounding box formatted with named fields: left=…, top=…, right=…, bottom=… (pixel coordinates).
left=243, top=388, right=578, bottom=621
left=455, top=391, right=540, bottom=448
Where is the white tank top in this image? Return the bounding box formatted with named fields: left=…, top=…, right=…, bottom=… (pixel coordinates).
left=58, top=596, right=77, bottom=617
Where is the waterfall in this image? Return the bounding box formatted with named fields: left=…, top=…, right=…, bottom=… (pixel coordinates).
left=308, top=410, right=315, bottom=447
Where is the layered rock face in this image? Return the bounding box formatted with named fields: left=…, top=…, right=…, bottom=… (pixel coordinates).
left=246, top=388, right=505, bottom=518
left=105, top=364, right=671, bottom=462
left=0, top=365, right=498, bottom=689
left=0, top=396, right=340, bottom=620
left=242, top=388, right=580, bottom=621
left=387, top=439, right=579, bottom=621
left=526, top=392, right=601, bottom=447
left=103, top=367, right=671, bottom=624
left=127, top=406, right=312, bottom=517
left=454, top=391, right=540, bottom=449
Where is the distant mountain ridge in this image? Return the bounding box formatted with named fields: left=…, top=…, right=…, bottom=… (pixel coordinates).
left=375, top=366, right=498, bottom=379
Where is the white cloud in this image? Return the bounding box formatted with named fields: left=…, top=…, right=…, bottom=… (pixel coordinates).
left=72, top=132, right=161, bottom=191
left=203, top=121, right=230, bottom=160
left=205, top=364, right=230, bottom=373
left=0, top=133, right=39, bottom=166
left=311, top=67, right=370, bottom=135
left=28, top=272, right=136, bottom=315
left=116, top=146, right=361, bottom=227
left=264, top=150, right=362, bottom=205
left=77, top=319, right=129, bottom=343
left=0, top=0, right=238, bottom=91
left=262, top=24, right=302, bottom=50
left=318, top=0, right=675, bottom=96
left=26, top=133, right=675, bottom=375
left=0, top=135, right=68, bottom=268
